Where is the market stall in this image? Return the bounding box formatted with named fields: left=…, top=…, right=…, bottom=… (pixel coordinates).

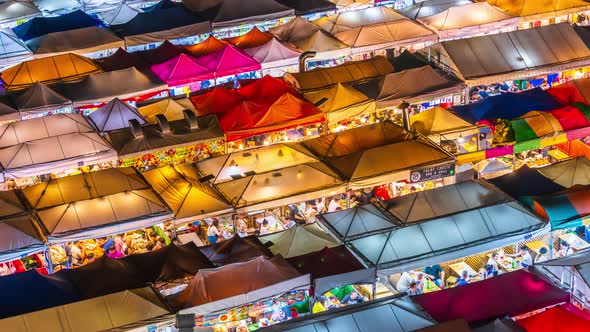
left=423, top=23, right=590, bottom=86
left=0, top=53, right=102, bottom=91
left=0, top=113, right=117, bottom=186
left=275, top=0, right=336, bottom=18
left=138, top=97, right=196, bottom=123
left=57, top=67, right=169, bottom=110
left=517, top=304, right=590, bottom=331
left=482, top=0, right=590, bottom=28
left=32, top=0, right=81, bottom=15
left=12, top=10, right=102, bottom=42
left=525, top=185, right=590, bottom=230
left=21, top=167, right=173, bottom=244
left=303, top=83, right=376, bottom=126
left=283, top=55, right=393, bottom=91
left=0, top=286, right=172, bottom=332
left=536, top=156, right=590, bottom=187
left=354, top=66, right=466, bottom=109
left=417, top=2, right=517, bottom=39
left=536, top=250, right=590, bottom=306
left=105, top=112, right=225, bottom=170
left=0, top=30, right=32, bottom=70
left=143, top=164, right=233, bottom=223
left=110, top=0, right=211, bottom=50
left=190, top=86, right=243, bottom=115
left=151, top=53, right=212, bottom=88
left=199, top=236, right=274, bottom=266
left=412, top=269, right=570, bottom=324
left=184, top=35, right=228, bottom=57
left=26, top=26, right=123, bottom=59
left=259, top=224, right=340, bottom=258
left=88, top=98, right=147, bottom=133
left=135, top=40, right=184, bottom=65
left=547, top=76, right=590, bottom=104
left=11, top=82, right=73, bottom=120
left=312, top=6, right=437, bottom=55
left=245, top=38, right=301, bottom=77
left=398, top=0, right=473, bottom=20
left=98, top=3, right=141, bottom=26
left=488, top=165, right=567, bottom=197
left=0, top=1, right=40, bottom=28
left=95, top=47, right=149, bottom=71
left=226, top=27, right=273, bottom=49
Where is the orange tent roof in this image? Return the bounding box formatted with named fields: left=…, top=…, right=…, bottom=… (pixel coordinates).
left=225, top=27, right=273, bottom=49
left=190, top=87, right=243, bottom=115
left=220, top=92, right=325, bottom=141
left=1, top=53, right=102, bottom=91
left=184, top=35, right=228, bottom=57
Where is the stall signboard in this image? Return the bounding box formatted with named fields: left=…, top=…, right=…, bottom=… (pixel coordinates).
left=119, top=139, right=225, bottom=171
left=410, top=163, right=456, bottom=183
left=196, top=289, right=310, bottom=332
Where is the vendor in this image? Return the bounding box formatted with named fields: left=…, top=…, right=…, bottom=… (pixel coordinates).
left=207, top=219, right=222, bottom=244
left=507, top=246, right=533, bottom=268
left=407, top=282, right=423, bottom=296
left=236, top=218, right=248, bottom=237
left=259, top=219, right=272, bottom=235
left=340, top=291, right=366, bottom=306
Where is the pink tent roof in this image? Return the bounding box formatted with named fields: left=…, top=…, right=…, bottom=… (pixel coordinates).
left=151, top=53, right=212, bottom=86
left=412, top=269, right=570, bottom=324
left=196, top=44, right=261, bottom=79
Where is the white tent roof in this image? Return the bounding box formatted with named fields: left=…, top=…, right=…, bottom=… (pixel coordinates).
left=246, top=38, right=301, bottom=69
left=0, top=113, right=117, bottom=179
left=328, top=0, right=374, bottom=11
left=398, top=0, right=473, bottom=20
left=418, top=2, right=518, bottom=39
left=98, top=3, right=141, bottom=26
left=0, top=1, right=41, bottom=25
left=0, top=29, right=32, bottom=69
left=33, top=0, right=81, bottom=14
left=138, top=98, right=194, bottom=124
left=313, top=6, right=436, bottom=52
left=259, top=223, right=340, bottom=258
left=88, top=98, right=146, bottom=132
left=0, top=287, right=171, bottom=332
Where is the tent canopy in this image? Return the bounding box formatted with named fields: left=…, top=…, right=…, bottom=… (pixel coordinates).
left=1, top=53, right=102, bottom=91
left=25, top=26, right=125, bottom=58
left=488, top=165, right=566, bottom=198
left=143, top=164, right=232, bottom=221
left=398, top=0, right=473, bottom=20
left=33, top=0, right=81, bottom=14
left=547, top=76, right=590, bottom=105
left=355, top=66, right=465, bottom=108
left=219, top=92, right=325, bottom=141
left=0, top=29, right=32, bottom=69
left=21, top=167, right=173, bottom=243
left=262, top=295, right=435, bottom=332
left=12, top=10, right=102, bottom=42
left=410, top=106, right=476, bottom=137
left=214, top=162, right=345, bottom=212
left=276, top=0, right=336, bottom=16
left=99, top=3, right=141, bottom=26
left=58, top=67, right=168, bottom=107
left=527, top=185, right=590, bottom=230
left=168, top=255, right=302, bottom=309
left=245, top=38, right=301, bottom=68
left=12, top=82, right=72, bottom=114
left=95, top=47, right=149, bottom=71
left=196, top=142, right=319, bottom=184
left=200, top=235, right=274, bottom=266
left=300, top=121, right=453, bottom=186
left=190, top=86, right=243, bottom=115
left=89, top=98, right=147, bottom=132
left=0, top=113, right=116, bottom=179
left=287, top=245, right=366, bottom=280
left=110, top=2, right=211, bottom=47
left=136, top=40, right=183, bottom=65
left=194, top=0, right=294, bottom=29
left=184, top=35, right=228, bottom=57
left=312, top=6, right=436, bottom=50
left=391, top=50, right=431, bottom=73
left=139, top=98, right=194, bottom=123
left=425, top=23, right=590, bottom=85
left=417, top=2, right=517, bottom=39
left=536, top=250, right=590, bottom=302
left=284, top=55, right=393, bottom=91
left=237, top=74, right=299, bottom=104
left=303, top=83, right=375, bottom=125
left=517, top=304, right=590, bottom=331
left=0, top=286, right=171, bottom=332
left=226, top=27, right=273, bottom=49
left=0, top=190, right=43, bottom=263
left=537, top=156, right=590, bottom=188
left=105, top=113, right=224, bottom=159
left=259, top=223, right=341, bottom=258
left=452, top=88, right=564, bottom=124
left=412, top=269, right=570, bottom=323
left=151, top=53, right=211, bottom=86
left=481, top=0, right=590, bottom=21
left=0, top=1, right=41, bottom=25
left=196, top=44, right=261, bottom=79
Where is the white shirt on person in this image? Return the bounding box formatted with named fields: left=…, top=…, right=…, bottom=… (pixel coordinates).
left=328, top=199, right=340, bottom=212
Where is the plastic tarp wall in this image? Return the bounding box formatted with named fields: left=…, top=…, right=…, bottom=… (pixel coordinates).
left=425, top=23, right=590, bottom=85
left=0, top=287, right=171, bottom=332
left=0, top=113, right=117, bottom=179
left=21, top=167, right=173, bottom=243
left=412, top=269, right=570, bottom=323
left=258, top=223, right=340, bottom=258
left=262, top=295, right=434, bottom=332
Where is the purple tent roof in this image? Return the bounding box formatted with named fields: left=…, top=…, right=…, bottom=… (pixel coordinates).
left=412, top=269, right=570, bottom=324
left=151, top=53, right=211, bottom=86
left=196, top=44, right=261, bottom=78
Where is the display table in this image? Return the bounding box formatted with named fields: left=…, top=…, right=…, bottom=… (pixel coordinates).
left=526, top=240, right=549, bottom=254
left=448, top=262, right=477, bottom=277
left=559, top=233, right=590, bottom=251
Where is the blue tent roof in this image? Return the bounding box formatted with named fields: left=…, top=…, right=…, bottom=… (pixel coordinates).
left=13, top=10, right=103, bottom=41
left=0, top=270, right=80, bottom=319
left=452, top=88, right=564, bottom=123
left=488, top=165, right=565, bottom=198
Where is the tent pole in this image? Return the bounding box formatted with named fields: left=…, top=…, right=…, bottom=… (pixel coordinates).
left=549, top=231, right=554, bottom=259
left=346, top=185, right=351, bottom=209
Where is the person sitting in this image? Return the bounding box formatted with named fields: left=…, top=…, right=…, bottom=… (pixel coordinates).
left=508, top=246, right=533, bottom=267
left=455, top=270, right=470, bottom=286
left=557, top=241, right=574, bottom=257
left=236, top=218, right=248, bottom=237
left=207, top=219, right=222, bottom=244
left=340, top=291, right=366, bottom=306
left=486, top=252, right=500, bottom=271
left=407, top=282, right=423, bottom=296
left=481, top=264, right=496, bottom=279
left=535, top=247, right=549, bottom=263
left=396, top=272, right=413, bottom=292
left=423, top=264, right=445, bottom=289
left=259, top=219, right=271, bottom=235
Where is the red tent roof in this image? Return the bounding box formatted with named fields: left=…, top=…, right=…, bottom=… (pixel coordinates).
left=184, top=35, right=228, bottom=57
left=547, top=78, right=590, bottom=105
left=195, top=44, right=261, bottom=78
left=412, top=270, right=570, bottom=324
left=226, top=27, right=273, bottom=49
left=189, top=87, right=243, bottom=115
left=220, top=92, right=325, bottom=141
left=517, top=304, right=590, bottom=332
left=237, top=74, right=299, bottom=104
left=151, top=53, right=211, bottom=86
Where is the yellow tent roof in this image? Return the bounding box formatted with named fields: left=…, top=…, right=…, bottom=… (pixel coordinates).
left=1, top=53, right=102, bottom=91
left=480, top=0, right=590, bottom=19
left=143, top=164, right=232, bottom=221
left=138, top=98, right=194, bottom=124
left=304, top=83, right=375, bottom=124
left=410, top=106, right=475, bottom=136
